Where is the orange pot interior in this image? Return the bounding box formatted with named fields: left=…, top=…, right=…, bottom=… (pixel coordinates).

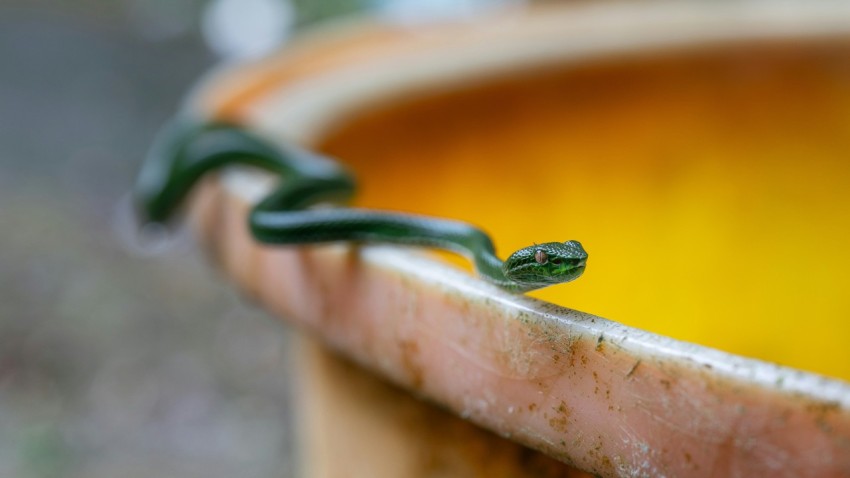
left=316, top=39, right=850, bottom=381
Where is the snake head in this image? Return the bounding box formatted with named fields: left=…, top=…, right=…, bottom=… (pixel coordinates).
left=503, top=240, right=587, bottom=291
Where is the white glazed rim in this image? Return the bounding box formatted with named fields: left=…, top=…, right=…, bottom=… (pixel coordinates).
left=243, top=0, right=850, bottom=144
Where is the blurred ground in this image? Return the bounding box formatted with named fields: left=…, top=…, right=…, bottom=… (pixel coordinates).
left=0, top=1, right=341, bottom=476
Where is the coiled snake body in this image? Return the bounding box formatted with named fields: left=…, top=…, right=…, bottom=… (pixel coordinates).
left=136, top=119, right=587, bottom=293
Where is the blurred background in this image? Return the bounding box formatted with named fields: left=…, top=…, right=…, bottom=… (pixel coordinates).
left=0, top=0, right=527, bottom=476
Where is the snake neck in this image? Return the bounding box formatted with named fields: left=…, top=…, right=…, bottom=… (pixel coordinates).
left=250, top=208, right=519, bottom=290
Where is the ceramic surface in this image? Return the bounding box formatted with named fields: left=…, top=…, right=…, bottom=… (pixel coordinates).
left=185, top=3, right=850, bottom=476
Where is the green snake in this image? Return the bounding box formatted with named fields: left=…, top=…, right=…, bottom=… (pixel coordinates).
left=135, top=118, right=587, bottom=293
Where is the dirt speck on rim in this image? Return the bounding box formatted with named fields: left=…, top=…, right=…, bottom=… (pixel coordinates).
left=398, top=339, right=424, bottom=388
left=548, top=400, right=572, bottom=434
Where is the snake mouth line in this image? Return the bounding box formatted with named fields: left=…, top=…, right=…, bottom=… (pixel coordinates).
left=569, top=263, right=587, bottom=280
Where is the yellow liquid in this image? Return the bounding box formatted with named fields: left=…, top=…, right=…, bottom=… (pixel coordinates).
left=317, top=41, right=850, bottom=381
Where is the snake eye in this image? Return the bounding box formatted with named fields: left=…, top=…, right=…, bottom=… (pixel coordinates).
left=534, top=250, right=548, bottom=264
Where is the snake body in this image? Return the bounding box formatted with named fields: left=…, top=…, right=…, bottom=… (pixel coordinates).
left=136, top=118, right=587, bottom=293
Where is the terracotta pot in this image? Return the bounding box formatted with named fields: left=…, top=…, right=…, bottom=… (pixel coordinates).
left=181, top=2, right=850, bottom=476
